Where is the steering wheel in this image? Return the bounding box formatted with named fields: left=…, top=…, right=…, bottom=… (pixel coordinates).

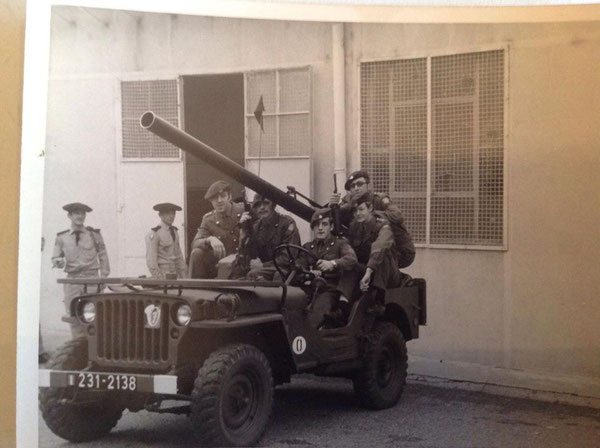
left=272, top=244, right=318, bottom=285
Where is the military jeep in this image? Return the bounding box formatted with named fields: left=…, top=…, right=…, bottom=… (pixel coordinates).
left=39, top=246, right=426, bottom=446
left=39, top=112, right=427, bottom=446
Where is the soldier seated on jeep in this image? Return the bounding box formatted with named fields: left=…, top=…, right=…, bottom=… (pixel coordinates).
left=231, top=193, right=301, bottom=281
left=295, top=207, right=358, bottom=328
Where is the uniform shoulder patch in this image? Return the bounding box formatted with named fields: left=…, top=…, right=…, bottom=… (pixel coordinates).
left=203, top=210, right=215, bottom=218
left=151, top=225, right=161, bottom=232
left=57, top=229, right=69, bottom=236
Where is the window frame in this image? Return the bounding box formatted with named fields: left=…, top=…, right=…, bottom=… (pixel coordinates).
left=358, top=44, right=509, bottom=251
left=243, top=66, right=312, bottom=160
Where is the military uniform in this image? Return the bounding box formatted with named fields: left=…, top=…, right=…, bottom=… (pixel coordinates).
left=300, top=231, right=358, bottom=327
left=374, top=206, right=415, bottom=269
left=301, top=234, right=357, bottom=290
left=189, top=201, right=245, bottom=278
left=232, top=211, right=301, bottom=281
left=145, top=224, right=186, bottom=279
left=52, top=224, right=110, bottom=337
left=348, top=205, right=401, bottom=294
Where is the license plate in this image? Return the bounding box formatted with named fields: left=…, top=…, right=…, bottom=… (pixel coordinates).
left=69, top=372, right=137, bottom=391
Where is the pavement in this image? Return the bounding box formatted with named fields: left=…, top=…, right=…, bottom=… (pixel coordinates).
left=38, top=374, right=600, bottom=448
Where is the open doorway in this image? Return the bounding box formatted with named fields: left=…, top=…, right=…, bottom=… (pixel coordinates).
left=181, top=73, right=245, bottom=255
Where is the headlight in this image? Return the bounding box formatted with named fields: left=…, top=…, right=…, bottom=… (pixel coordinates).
left=175, top=304, right=192, bottom=326
left=81, top=301, right=96, bottom=323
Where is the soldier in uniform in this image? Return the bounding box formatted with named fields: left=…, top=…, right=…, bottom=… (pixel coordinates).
left=52, top=202, right=110, bottom=337
left=297, top=208, right=358, bottom=328
left=188, top=180, right=245, bottom=278
left=329, top=170, right=391, bottom=228
left=347, top=192, right=403, bottom=296
left=232, top=193, right=301, bottom=281
left=145, top=203, right=186, bottom=279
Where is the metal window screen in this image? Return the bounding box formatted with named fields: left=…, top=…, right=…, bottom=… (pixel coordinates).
left=431, top=51, right=504, bottom=246
left=361, top=50, right=504, bottom=248
left=121, top=80, right=180, bottom=158
left=280, top=69, right=310, bottom=112
left=246, top=67, right=310, bottom=157
left=361, top=59, right=427, bottom=243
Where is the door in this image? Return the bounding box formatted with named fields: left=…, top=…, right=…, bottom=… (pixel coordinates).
left=182, top=74, right=245, bottom=254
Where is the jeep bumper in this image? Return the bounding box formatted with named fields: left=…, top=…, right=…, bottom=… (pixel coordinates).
left=39, top=369, right=178, bottom=395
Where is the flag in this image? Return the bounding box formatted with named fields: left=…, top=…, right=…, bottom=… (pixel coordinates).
left=254, top=95, right=265, bottom=132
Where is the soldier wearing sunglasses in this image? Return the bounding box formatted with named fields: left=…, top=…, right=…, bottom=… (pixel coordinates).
left=231, top=193, right=301, bottom=281
left=329, top=170, right=390, bottom=228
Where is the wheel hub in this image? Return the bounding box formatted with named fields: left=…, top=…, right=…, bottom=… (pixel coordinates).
left=223, top=373, right=257, bottom=429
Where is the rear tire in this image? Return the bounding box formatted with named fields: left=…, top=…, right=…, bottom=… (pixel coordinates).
left=353, top=322, right=407, bottom=409
left=39, top=338, right=123, bottom=442
left=190, top=344, right=274, bottom=447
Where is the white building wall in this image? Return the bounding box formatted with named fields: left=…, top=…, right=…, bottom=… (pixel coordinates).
left=347, top=22, right=600, bottom=391
left=42, top=78, right=119, bottom=346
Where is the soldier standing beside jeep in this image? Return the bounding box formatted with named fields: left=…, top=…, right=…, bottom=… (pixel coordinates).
left=145, top=202, right=186, bottom=279
left=188, top=180, right=245, bottom=278
left=51, top=202, right=109, bottom=337
left=232, top=193, right=301, bottom=280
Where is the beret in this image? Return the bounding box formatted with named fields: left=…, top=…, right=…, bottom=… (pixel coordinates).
left=350, top=191, right=374, bottom=209
left=204, top=180, right=231, bottom=200
left=310, top=207, right=332, bottom=228
left=63, top=202, right=92, bottom=213
left=344, top=170, right=370, bottom=191
left=251, top=193, right=275, bottom=206
left=153, top=202, right=182, bottom=212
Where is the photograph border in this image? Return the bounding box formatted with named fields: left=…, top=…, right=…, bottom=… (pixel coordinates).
left=17, top=1, right=600, bottom=446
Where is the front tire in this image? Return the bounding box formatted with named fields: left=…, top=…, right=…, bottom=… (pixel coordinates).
left=353, top=322, right=408, bottom=409
left=190, top=344, right=274, bottom=447
left=39, top=338, right=124, bottom=442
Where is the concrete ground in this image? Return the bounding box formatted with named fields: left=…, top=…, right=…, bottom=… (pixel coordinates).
left=39, top=375, right=600, bottom=448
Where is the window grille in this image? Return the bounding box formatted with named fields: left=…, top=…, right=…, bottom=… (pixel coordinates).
left=245, top=67, right=311, bottom=158
left=121, top=80, right=180, bottom=159
left=361, top=50, right=505, bottom=248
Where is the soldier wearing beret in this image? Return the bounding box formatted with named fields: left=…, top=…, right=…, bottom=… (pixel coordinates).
left=231, top=193, right=301, bottom=281
left=188, top=180, right=245, bottom=278
left=297, top=208, right=358, bottom=328
left=347, top=192, right=403, bottom=295
left=145, top=203, right=186, bottom=279
left=52, top=202, right=110, bottom=337
left=329, top=170, right=390, bottom=228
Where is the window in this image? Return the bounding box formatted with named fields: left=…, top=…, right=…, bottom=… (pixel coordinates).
left=245, top=67, right=311, bottom=158
left=361, top=50, right=505, bottom=248
left=121, top=79, right=180, bottom=159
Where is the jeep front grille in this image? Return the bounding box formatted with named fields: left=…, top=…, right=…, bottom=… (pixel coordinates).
left=96, top=297, right=170, bottom=363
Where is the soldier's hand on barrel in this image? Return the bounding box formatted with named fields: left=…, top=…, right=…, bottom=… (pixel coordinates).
left=316, top=259, right=335, bottom=272
left=207, top=236, right=226, bottom=259
left=360, top=268, right=373, bottom=292
left=52, top=257, right=65, bottom=269
left=329, top=193, right=341, bottom=205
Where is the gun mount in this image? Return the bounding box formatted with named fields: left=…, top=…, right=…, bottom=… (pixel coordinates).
left=140, top=111, right=315, bottom=223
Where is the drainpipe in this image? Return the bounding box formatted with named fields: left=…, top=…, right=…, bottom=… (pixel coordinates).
left=332, top=23, right=347, bottom=192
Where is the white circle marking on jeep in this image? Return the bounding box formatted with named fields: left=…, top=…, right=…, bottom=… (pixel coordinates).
left=292, top=336, right=306, bottom=355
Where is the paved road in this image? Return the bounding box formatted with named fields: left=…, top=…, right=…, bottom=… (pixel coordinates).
left=39, top=376, right=600, bottom=447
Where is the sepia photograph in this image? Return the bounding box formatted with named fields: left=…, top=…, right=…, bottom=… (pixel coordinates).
left=14, top=0, right=600, bottom=446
